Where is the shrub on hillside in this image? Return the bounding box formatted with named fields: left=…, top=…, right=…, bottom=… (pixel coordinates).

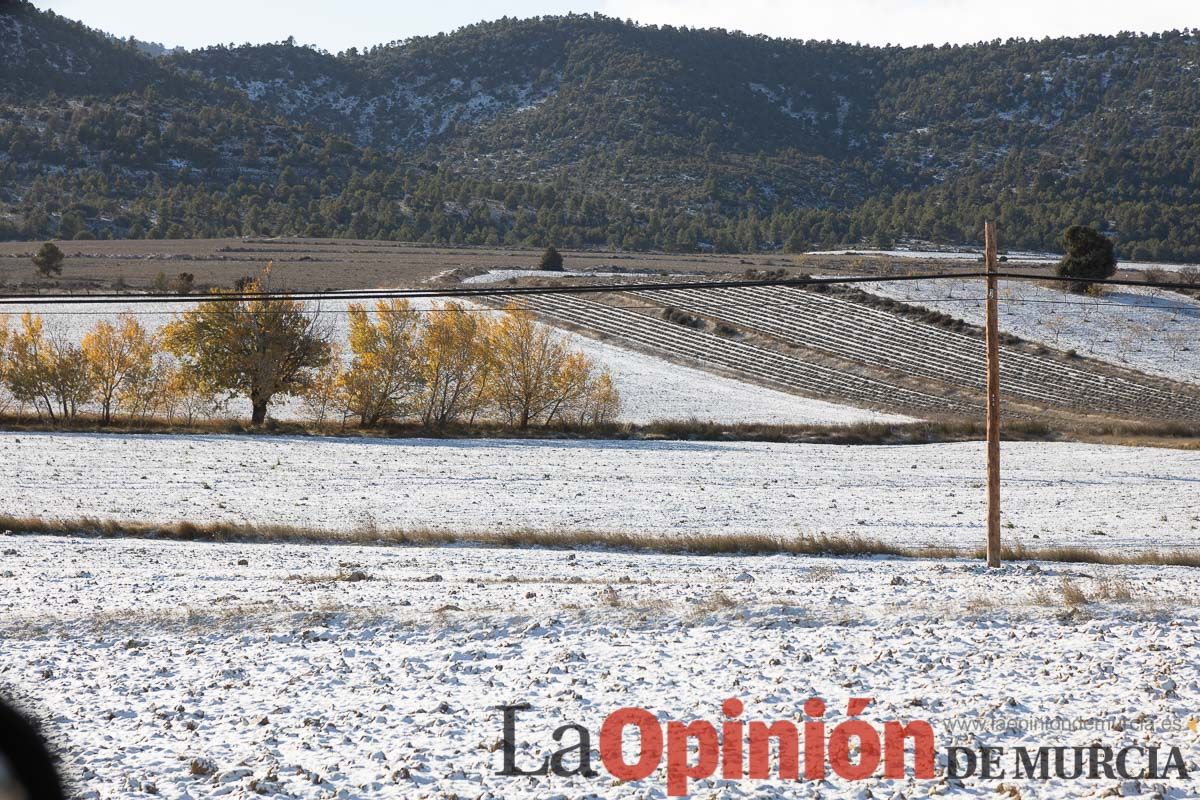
left=171, top=272, right=195, bottom=294
left=662, top=306, right=706, bottom=329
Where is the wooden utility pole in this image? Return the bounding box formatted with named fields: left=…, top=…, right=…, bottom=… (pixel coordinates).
left=984, top=221, right=1002, bottom=568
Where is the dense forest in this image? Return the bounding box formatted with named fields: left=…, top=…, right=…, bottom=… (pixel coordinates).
left=2, top=1, right=1200, bottom=259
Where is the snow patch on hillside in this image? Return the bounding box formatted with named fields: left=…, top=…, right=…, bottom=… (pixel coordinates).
left=749, top=82, right=821, bottom=123
left=0, top=15, right=27, bottom=63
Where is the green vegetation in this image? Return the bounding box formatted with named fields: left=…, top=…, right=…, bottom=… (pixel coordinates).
left=1057, top=225, right=1118, bottom=292
left=3, top=3, right=1200, bottom=259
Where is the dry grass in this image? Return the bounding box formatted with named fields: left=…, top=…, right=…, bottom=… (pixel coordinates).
left=1055, top=575, right=1137, bottom=607
left=0, top=411, right=1196, bottom=448
left=965, top=595, right=997, bottom=614
left=1030, top=587, right=1058, bottom=606
left=1092, top=576, right=1135, bottom=602
left=995, top=541, right=1200, bottom=568
left=693, top=590, right=739, bottom=615
left=3, top=513, right=1198, bottom=568
left=1060, top=578, right=1090, bottom=606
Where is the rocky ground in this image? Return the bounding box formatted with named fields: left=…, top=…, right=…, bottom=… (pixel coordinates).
left=1, top=534, right=1198, bottom=798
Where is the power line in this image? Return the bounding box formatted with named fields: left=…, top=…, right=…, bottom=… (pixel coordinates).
left=11, top=293, right=1200, bottom=318
left=0, top=272, right=991, bottom=305
left=1, top=270, right=1197, bottom=307
left=14, top=296, right=1200, bottom=316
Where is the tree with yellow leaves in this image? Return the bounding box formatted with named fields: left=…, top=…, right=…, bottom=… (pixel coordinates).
left=545, top=354, right=622, bottom=427
left=486, top=307, right=621, bottom=429
left=577, top=368, right=621, bottom=427
left=299, top=343, right=346, bottom=426
left=160, top=361, right=218, bottom=426
left=163, top=265, right=332, bottom=425
left=340, top=299, right=423, bottom=426
left=0, top=315, right=11, bottom=415
left=489, top=307, right=574, bottom=429
left=544, top=351, right=594, bottom=425
left=417, top=303, right=494, bottom=429
left=81, top=313, right=157, bottom=424
left=45, top=334, right=94, bottom=420
left=2, top=312, right=91, bottom=420
left=3, top=312, right=53, bottom=417
left=119, top=353, right=177, bottom=424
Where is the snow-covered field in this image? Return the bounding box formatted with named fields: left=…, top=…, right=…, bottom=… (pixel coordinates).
left=806, top=248, right=1056, bottom=263
left=3, top=432, right=1197, bottom=551
left=5, top=282, right=1197, bottom=799
left=4, top=297, right=902, bottom=426
left=1, top=534, right=1197, bottom=798
left=863, top=278, right=1200, bottom=384
left=459, top=268, right=633, bottom=283
left=564, top=333, right=910, bottom=425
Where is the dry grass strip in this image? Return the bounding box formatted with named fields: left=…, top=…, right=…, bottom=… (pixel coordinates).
left=2, top=514, right=1197, bottom=567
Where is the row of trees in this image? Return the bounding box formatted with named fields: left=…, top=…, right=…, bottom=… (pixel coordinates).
left=0, top=312, right=170, bottom=423
left=0, top=271, right=620, bottom=430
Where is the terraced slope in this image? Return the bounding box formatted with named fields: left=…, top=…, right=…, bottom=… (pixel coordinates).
left=501, top=292, right=980, bottom=419
left=490, top=284, right=1200, bottom=423
left=628, top=285, right=1200, bottom=423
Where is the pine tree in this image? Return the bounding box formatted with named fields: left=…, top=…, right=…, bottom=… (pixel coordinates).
left=32, top=242, right=64, bottom=277
left=1056, top=225, right=1117, bottom=293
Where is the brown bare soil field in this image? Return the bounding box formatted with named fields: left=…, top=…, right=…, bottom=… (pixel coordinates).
left=0, top=238, right=789, bottom=292
left=0, top=237, right=1054, bottom=292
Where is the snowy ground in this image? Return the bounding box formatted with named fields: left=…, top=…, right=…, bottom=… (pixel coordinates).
left=2, top=432, right=1197, bottom=551
left=563, top=333, right=910, bottom=425
left=2, top=296, right=902, bottom=426
left=1, top=534, right=1197, bottom=799
left=862, top=278, right=1200, bottom=384
left=4, top=275, right=1197, bottom=800
left=459, top=268, right=633, bottom=283
left=806, top=248, right=1056, bottom=263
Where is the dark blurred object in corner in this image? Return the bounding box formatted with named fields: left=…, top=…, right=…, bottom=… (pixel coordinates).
left=0, top=697, right=65, bottom=800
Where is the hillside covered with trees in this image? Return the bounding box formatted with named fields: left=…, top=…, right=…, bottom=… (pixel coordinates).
left=2, top=1, right=1200, bottom=259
